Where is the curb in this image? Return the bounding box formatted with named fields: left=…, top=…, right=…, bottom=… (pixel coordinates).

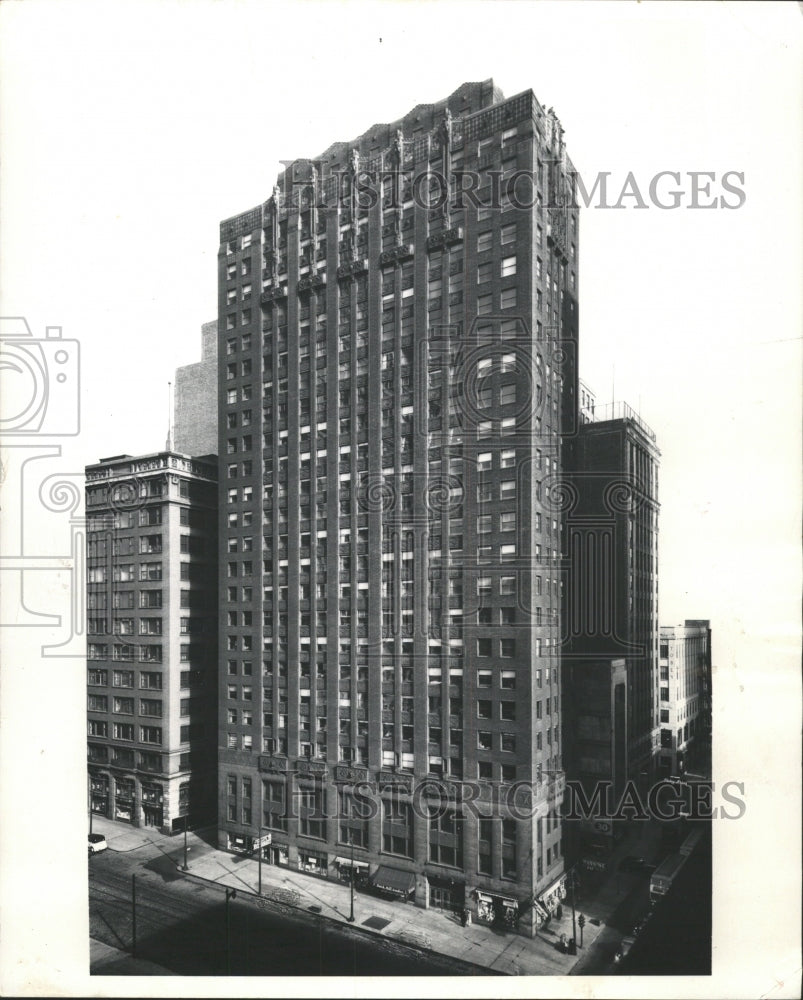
left=171, top=857, right=506, bottom=977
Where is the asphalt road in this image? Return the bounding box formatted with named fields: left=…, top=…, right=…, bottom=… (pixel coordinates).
left=89, top=850, right=491, bottom=977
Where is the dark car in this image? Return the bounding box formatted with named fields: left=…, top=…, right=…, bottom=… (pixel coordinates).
left=88, top=833, right=108, bottom=855
left=618, top=855, right=645, bottom=872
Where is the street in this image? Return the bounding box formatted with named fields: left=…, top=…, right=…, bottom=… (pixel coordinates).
left=89, top=849, right=491, bottom=977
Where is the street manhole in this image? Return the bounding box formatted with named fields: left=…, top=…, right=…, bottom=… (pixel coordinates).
left=308, top=905, right=322, bottom=913
left=362, top=916, right=390, bottom=930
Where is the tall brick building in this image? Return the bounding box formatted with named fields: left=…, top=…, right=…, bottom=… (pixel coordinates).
left=85, top=452, right=218, bottom=833
left=561, top=382, right=660, bottom=861
left=174, top=320, right=218, bottom=457
left=658, top=620, right=711, bottom=776
left=216, top=80, right=581, bottom=934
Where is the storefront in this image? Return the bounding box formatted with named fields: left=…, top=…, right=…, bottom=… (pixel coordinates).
left=334, top=857, right=370, bottom=886
left=228, top=832, right=253, bottom=853
left=141, top=783, right=163, bottom=827
left=473, top=890, right=520, bottom=929
left=271, top=843, right=290, bottom=868
left=427, top=873, right=465, bottom=912
left=297, top=848, right=328, bottom=878
left=370, top=864, right=416, bottom=901
left=90, top=775, right=109, bottom=817
left=537, top=872, right=568, bottom=916
left=114, top=778, right=135, bottom=823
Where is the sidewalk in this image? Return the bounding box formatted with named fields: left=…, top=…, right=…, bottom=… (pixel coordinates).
left=88, top=815, right=652, bottom=976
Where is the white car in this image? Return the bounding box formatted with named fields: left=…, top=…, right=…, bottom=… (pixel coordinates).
left=88, top=833, right=108, bottom=855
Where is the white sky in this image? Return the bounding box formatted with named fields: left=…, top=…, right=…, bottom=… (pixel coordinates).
left=0, top=2, right=800, bottom=998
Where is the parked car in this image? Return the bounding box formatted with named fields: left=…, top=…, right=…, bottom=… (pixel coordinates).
left=88, top=833, right=108, bottom=855
left=614, top=935, right=636, bottom=964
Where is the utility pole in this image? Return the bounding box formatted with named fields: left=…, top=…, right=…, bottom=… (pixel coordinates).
left=131, top=874, right=137, bottom=959
left=225, top=888, right=237, bottom=975
left=347, top=831, right=355, bottom=923
left=568, top=869, right=578, bottom=955
left=257, top=827, right=269, bottom=896
left=182, top=815, right=189, bottom=871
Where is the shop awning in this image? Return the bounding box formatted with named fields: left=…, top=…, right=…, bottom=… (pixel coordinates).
left=334, top=857, right=369, bottom=870
left=371, top=865, right=416, bottom=894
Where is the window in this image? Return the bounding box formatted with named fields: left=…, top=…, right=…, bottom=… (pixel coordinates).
left=500, top=638, right=516, bottom=658
left=500, top=384, right=517, bottom=406
left=501, top=223, right=516, bottom=244
left=477, top=294, right=492, bottom=316
left=112, top=670, right=134, bottom=687
left=476, top=515, right=492, bottom=534
left=500, top=449, right=516, bottom=468
left=501, top=255, right=516, bottom=277
left=140, top=672, right=163, bottom=690
left=500, top=702, right=516, bottom=721
left=476, top=638, right=492, bottom=657
left=140, top=726, right=162, bottom=745
left=477, top=669, right=492, bottom=688
left=477, top=231, right=493, bottom=254
left=113, top=697, right=134, bottom=714
left=477, top=700, right=492, bottom=719
left=113, top=722, right=134, bottom=741
left=500, top=512, right=516, bottom=532
left=140, top=699, right=162, bottom=717
left=500, top=576, right=515, bottom=596
left=500, top=287, right=517, bottom=310
left=477, top=452, right=492, bottom=472
left=477, top=262, right=492, bottom=284
left=477, top=731, right=492, bottom=750
left=501, top=670, right=516, bottom=690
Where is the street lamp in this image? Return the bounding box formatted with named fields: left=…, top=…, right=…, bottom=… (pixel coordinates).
left=568, top=869, right=578, bottom=955
left=131, top=874, right=137, bottom=959
left=257, top=826, right=270, bottom=896
left=182, top=815, right=189, bottom=871
left=225, top=888, right=237, bottom=975
left=347, top=831, right=355, bottom=923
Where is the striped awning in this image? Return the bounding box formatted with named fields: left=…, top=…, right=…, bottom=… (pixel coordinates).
left=371, top=865, right=416, bottom=895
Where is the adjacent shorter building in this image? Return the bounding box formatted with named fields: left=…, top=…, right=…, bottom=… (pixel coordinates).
left=174, top=320, right=218, bottom=457
left=561, top=385, right=660, bottom=863
left=562, top=658, right=628, bottom=863
left=563, top=389, right=661, bottom=790
left=657, top=621, right=712, bottom=776
left=85, top=451, right=218, bottom=832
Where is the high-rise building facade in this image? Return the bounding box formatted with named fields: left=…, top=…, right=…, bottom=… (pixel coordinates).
left=85, top=451, right=218, bottom=832
left=217, top=80, right=580, bottom=934
left=658, top=620, right=711, bottom=777
left=174, top=320, right=218, bottom=457
left=562, top=389, right=660, bottom=858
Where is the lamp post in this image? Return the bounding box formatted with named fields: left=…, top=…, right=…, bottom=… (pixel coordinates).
left=88, top=774, right=93, bottom=837
left=131, top=874, right=137, bottom=959
left=568, top=869, right=578, bottom=955
left=347, top=831, right=355, bottom=923
left=182, top=815, right=189, bottom=871
left=225, top=888, right=237, bottom=975
left=257, top=826, right=270, bottom=896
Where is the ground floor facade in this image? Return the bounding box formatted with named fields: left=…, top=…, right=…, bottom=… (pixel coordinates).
left=89, top=764, right=216, bottom=835
left=217, top=760, right=568, bottom=938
